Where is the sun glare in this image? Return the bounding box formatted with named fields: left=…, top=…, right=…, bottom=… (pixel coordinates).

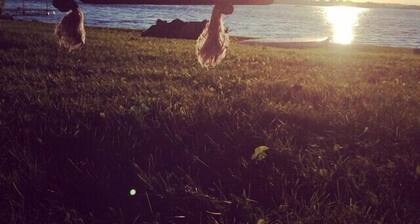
left=324, top=6, right=367, bottom=44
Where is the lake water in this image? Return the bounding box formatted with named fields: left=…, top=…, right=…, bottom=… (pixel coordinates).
left=4, top=0, right=420, bottom=48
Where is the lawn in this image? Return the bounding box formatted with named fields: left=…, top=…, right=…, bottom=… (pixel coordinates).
left=1, top=20, right=420, bottom=223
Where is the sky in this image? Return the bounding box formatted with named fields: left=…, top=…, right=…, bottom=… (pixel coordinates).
left=353, top=0, right=420, bottom=5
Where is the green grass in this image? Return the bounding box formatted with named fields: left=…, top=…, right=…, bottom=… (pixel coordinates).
left=1, top=20, right=420, bottom=224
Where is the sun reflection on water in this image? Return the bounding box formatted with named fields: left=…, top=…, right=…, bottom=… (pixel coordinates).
left=324, top=6, right=367, bottom=45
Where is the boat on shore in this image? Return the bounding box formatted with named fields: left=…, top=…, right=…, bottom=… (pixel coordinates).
left=240, top=37, right=330, bottom=48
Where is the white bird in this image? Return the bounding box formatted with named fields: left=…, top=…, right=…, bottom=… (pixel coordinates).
left=53, top=0, right=85, bottom=52
left=55, top=7, right=86, bottom=52
left=196, top=2, right=234, bottom=68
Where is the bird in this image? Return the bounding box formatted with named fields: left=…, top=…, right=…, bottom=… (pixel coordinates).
left=196, top=1, right=234, bottom=68
left=50, top=0, right=233, bottom=67
left=53, top=0, right=86, bottom=52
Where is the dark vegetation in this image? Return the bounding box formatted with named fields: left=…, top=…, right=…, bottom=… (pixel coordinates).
left=0, top=20, right=420, bottom=223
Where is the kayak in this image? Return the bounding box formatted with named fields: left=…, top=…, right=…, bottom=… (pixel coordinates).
left=240, top=37, right=330, bottom=48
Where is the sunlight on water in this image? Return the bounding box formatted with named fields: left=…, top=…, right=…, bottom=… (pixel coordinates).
left=5, top=1, right=420, bottom=48
left=324, top=6, right=367, bottom=44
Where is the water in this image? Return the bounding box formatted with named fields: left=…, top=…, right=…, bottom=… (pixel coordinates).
left=4, top=0, right=420, bottom=48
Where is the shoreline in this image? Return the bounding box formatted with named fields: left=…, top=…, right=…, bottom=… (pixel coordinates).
left=3, top=18, right=419, bottom=52
left=3, top=2, right=420, bottom=50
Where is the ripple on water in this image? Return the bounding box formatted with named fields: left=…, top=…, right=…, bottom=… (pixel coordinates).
left=4, top=0, right=420, bottom=48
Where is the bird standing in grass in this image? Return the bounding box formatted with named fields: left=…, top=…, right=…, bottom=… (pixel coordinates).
left=53, top=0, right=86, bottom=52
left=196, top=1, right=234, bottom=68
left=50, top=0, right=233, bottom=68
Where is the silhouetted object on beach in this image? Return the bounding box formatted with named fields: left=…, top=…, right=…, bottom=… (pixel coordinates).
left=143, top=19, right=208, bottom=39
left=196, top=1, right=233, bottom=68
left=53, top=0, right=85, bottom=51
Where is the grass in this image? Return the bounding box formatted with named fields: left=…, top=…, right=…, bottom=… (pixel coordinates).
left=1, top=19, right=420, bottom=224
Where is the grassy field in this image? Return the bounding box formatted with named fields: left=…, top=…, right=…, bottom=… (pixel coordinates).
left=1, top=20, right=420, bottom=223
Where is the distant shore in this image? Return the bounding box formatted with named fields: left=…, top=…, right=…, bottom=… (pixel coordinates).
left=78, top=0, right=420, bottom=10
left=80, top=0, right=273, bottom=5
left=274, top=0, right=420, bottom=10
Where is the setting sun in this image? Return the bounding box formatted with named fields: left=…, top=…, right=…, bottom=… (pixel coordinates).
left=324, top=6, right=367, bottom=44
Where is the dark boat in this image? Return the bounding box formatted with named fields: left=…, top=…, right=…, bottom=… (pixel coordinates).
left=80, top=0, right=273, bottom=5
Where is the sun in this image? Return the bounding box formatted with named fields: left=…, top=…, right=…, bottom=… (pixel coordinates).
left=324, top=6, right=368, bottom=44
